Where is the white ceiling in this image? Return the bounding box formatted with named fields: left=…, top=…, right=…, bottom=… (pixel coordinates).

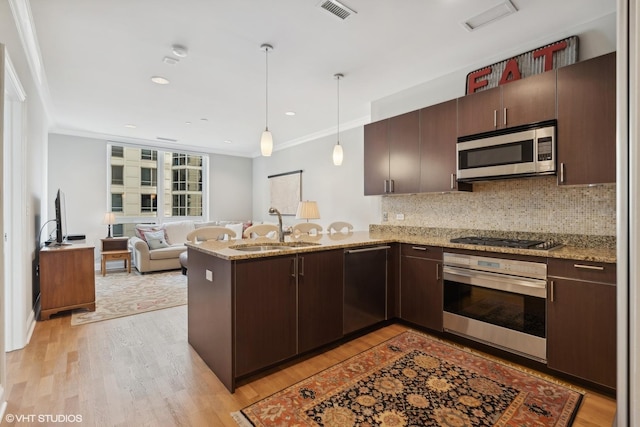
left=26, top=0, right=615, bottom=157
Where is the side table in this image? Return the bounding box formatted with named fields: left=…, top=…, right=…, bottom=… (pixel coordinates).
left=101, top=237, right=131, bottom=276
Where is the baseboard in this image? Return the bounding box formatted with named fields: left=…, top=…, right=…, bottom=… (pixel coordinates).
left=25, top=309, right=36, bottom=345
left=0, top=399, right=7, bottom=424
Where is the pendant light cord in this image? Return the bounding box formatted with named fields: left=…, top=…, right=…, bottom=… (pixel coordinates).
left=335, top=73, right=342, bottom=145
left=265, top=46, right=269, bottom=130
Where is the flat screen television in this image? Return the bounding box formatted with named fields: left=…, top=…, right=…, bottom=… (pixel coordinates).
left=54, top=189, right=68, bottom=245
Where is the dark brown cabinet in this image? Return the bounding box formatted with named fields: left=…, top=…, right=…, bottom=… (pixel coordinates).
left=547, top=258, right=616, bottom=389
left=557, top=52, right=616, bottom=185
left=39, top=244, right=96, bottom=320
left=235, top=255, right=298, bottom=377
left=364, top=111, right=420, bottom=195
left=298, top=250, right=344, bottom=353
left=419, top=100, right=471, bottom=193
left=457, top=70, right=556, bottom=136
left=400, top=244, right=443, bottom=331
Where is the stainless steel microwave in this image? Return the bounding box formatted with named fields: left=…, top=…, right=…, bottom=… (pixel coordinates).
left=456, top=122, right=556, bottom=181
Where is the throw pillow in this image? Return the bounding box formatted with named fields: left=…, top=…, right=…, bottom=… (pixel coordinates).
left=135, top=224, right=163, bottom=243
left=144, top=230, right=169, bottom=250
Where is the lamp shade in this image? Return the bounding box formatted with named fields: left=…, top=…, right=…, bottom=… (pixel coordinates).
left=296, top=201, right=320, bottom=221
left=332, top=143, right=343, bottom=166
left=103, top=212, right=116, bottom=225
left=261, top=129, right=273, bottom=156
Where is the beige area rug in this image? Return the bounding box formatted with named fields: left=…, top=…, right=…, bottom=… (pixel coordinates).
left=71, top=270, right=186, bottom=326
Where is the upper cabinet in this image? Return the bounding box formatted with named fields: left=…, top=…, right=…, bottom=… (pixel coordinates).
left=457, top=71, right=557, bottom=137
left=420, top=100, right=471, bottom=193
left=557, top=52, right=616, bottom=186
left=364, top=111, right=420, bottom=195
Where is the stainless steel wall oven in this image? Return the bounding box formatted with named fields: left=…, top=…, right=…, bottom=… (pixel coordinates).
left=443, top=252, right=547, bottom=362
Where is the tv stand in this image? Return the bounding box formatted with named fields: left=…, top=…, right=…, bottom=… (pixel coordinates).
left=39, top=243, right=95, bottom=320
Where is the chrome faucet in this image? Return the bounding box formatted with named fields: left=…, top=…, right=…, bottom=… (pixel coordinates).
left=268, top=207, right=285, bottom=242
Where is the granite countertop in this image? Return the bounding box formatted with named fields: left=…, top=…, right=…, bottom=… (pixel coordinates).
left=186, top=228, right=616, bottom=263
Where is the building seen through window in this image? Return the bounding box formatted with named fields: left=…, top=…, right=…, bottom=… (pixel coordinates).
left=107, top=145, right=205, bottom=235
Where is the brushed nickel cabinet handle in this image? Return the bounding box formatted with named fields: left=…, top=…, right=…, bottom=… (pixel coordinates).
left=389, top=179, right=395, bottom=193
left=411, top=246, right=427, bottom=251
left=550, top=280, right=554, bottom=302
left=493, top=110, right=497, bottom=128
left=559, top=163, right=565, bottom=184
left=450, top=173, right=456, bottom=190
left=574, top=264, right=605, bottom=271
left=503, top=107, right=507, bottom=126
left=299, top=257, right=305, bottom=277
left=436, top=264, right=440, bottom=281
left=291, top=258, right=296, bottom=278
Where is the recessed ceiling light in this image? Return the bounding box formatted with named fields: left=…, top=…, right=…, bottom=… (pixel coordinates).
left=151, top=76, right=170, bottom=85
left=200, top=118, right=209, bottom=122
left=224, top=140, right=233, bottom=144
left=285, top=111, right=296, bottom=116
left=124, top=124, right=137, bottom=129
left=163, top=56, right=179, bottom=65
left=185, top=121, right=192, bottom=125
left=462, top=0, right=518, bottom=32
left=172, top=44, right=189, bottom=58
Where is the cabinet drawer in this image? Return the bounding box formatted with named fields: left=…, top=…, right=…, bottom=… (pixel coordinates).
left=547, top=258, right=616, bottom=284
left=401, top=244, right=442, bottom=261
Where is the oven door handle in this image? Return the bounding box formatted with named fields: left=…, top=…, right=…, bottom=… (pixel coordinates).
left=443, top=265, right=546, bottom=298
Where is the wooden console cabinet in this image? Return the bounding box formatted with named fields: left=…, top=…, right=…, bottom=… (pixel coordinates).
left=39, top=244, right=96, bottom=320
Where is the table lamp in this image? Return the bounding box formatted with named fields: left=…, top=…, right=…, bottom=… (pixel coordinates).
left=296, top=201, right=320, bottom=222
left=103, top=212, right=116, bottom=238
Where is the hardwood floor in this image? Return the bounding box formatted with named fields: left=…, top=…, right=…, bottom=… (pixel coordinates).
left=4, top=306, right=615, bottom=426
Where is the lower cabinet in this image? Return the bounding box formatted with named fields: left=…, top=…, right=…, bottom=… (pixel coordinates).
left=298, top=250, right=344, bottom=353
left=547, top=259, right=616, bottom=389
left=235, top=255, right=298, bottom=377
left=400, top=244, right=443, bottom=331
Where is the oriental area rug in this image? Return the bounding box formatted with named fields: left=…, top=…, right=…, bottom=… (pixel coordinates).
left=235, top=331, right=583, bottom=427
left=71, top=270, right=186, bottom=326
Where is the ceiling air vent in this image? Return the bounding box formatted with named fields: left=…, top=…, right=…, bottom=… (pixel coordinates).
left=462, top=0, right=518, bottom=32
left=318, top=0, right=357, bottom=20
left=156, top=136, right=178, bottom=142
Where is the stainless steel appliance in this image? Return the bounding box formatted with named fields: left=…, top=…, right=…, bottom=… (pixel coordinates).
left=456, top=121, right=556, bottom=181
left=343, top=246, right=389, bottom=334
left=450, top=236, right=561, bottom=250
left=443, top=252, right=547, bottom=362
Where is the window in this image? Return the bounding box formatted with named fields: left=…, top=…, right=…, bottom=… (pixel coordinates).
left=141, top=194, right=157, bottom=212
left=111, top=165, right=124, bottom=185
left=112, top=224, right=124, bottom=237
left=111, top=193, right=123, bottom=212
left=141, top=167, right=157, bottom=186
left=141, top=149, right=157, bottom=161
left=107, top=144, right=206, bottom=221
left=112, top=146, right=124, bottom=157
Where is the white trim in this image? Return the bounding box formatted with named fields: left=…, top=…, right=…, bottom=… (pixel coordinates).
left=0, top=400, right=7, bottom=425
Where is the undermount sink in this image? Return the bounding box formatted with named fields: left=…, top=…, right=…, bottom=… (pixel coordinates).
left=230, top=241, right=320, bottom=252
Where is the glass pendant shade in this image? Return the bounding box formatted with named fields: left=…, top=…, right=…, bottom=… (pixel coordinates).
left=261, top=129, right=273, bottom=156
left=332, top=143, right=343, bottom=166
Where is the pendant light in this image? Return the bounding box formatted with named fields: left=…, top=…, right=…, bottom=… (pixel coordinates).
left=332, top=73, right=344, bottom=166
left=260, top=43, right=274, bottom=156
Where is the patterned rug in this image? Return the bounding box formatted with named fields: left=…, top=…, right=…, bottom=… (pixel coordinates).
left=71, top=270, right=186, bottom=325
left=237, top=331, right=583, bottom=426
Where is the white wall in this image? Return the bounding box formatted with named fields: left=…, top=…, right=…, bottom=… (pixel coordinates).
left=252, top=127, right=379, bottom=231
left=47, top=133, right=254, bottom=263
left=0, top=0, right=50, bottom=351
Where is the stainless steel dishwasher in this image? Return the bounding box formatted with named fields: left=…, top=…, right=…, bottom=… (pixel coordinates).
left=343, top=245, right=390, bottom=334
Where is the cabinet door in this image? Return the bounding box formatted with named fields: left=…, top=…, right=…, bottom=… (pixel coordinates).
left=557, top=52, right=616, bottom=185
left=364, top=119, right=389, bottom=195
left=388, top=110, right=420, bottom=194
left=501, top=70, right=556, bottom=128
left=457, top=86, right=502, bottom=136
left=40, top=247, right=95, bottom=310
left=420, top=100, right=471, bottom=193
left=298, top=250, right=344, bottom=353
left=400, top=245, right=443, bottom=331
left=547, top=260, right=616, bottom=389
left=235, top=255, right=297, bottom=377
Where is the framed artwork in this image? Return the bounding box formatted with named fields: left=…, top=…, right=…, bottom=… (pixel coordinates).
left=268, top=170, right=302, bottom=216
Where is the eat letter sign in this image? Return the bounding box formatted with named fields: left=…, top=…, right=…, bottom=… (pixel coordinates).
left=466, top=37, right=577, bottom=94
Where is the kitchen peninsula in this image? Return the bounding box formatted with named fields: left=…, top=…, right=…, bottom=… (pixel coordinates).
left=186, top=228, right=616, bottom=393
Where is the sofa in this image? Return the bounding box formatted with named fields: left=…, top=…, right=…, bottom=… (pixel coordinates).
left=129, top=220, right=246, bottom=273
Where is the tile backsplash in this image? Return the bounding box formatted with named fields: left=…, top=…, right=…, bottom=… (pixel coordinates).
left=380, top=177, right=616, bottom=236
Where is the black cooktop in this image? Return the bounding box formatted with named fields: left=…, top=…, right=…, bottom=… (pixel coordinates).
left=450, top=236, right=561, bottom=250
